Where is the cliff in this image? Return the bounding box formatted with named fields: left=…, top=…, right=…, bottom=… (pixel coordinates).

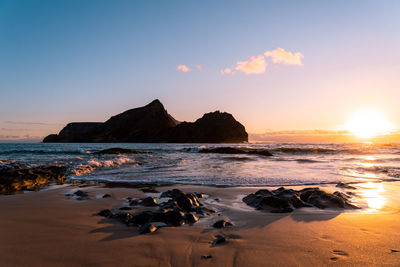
left=43, top=99, right=248, bottom=143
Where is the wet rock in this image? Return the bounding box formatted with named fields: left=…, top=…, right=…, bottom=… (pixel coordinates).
left=213, top=220, right=233, bottom=228
left=199, top=147, right=272, bottom=157
left=0, top=165, right=67, bottom=194
left=243, top=187, right=359, bottom=212
left=184, top=213, right=198, bottom=224
left=160, top=189, right=200, bottom=212
left=213, top=235, right=227, bottom=245
left=201, top=255, right=212, bottom=260
left=74, top=190, right=89, bottom=198
left=98, top=209, right=113, bottom=217
left=102, top=193, right=111, bottom=198
left=129, top=199, right=139, bottom=206
left=129, top=211, right=153, bottom=225
left=139, top=223, right=157, bottom=234
left=336, top=182, right=356, bottom=190
left=195, top=192, right=205, bottom=198
left=140, top=197, right=158, bottom=207
left=161, top=209, right=185, bottom=226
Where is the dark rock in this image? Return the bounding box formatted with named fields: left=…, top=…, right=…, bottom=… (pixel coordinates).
left=213, top=235, right=227, bottom=245
left=166, top=111, right=248, bottom=143
left=184, top=213, right=198, bottom=224
left=195, top=193, right=205, bottom=198
left=201, top=255, right=212, bottom=260
left=243, top=187, right=359, bottom=212
left=199, top=147, right=272, bottom=157
left=0, top=165, right=67, bottom=194
left=102, top=193, right=111, bottom=198
left=161, top=209, right=185, bottom=226
left=336, top=182, right=356, bottom=190
left=160, top=189, right=200, bottom=212
left=94, top=148, right=142, bottom=155
left=98, top=209, right=113, bottom=217
left=140, top=197, right=158, bottom=207
left=130, top=211, right=153, bottom=225
left=129, top=199, right=139, bottom=206
left=43, top=100, right=248, bottom=143
left=138, top=223, right=157, bottom=234
left=74, top=190, right=89, bottom=198
left=213, top=220, right=233, bottom=228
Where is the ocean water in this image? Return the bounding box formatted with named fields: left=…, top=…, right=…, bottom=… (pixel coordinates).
left=1, top=142, right=400, bottom=187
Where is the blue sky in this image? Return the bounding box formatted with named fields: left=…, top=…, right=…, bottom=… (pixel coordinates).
left=1, top=0, right=400, bottom=140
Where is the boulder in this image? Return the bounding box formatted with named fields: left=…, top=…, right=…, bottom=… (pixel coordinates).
left=213, top=220, right=233, bottom=228
left=243, top=187, right=359, bottom=212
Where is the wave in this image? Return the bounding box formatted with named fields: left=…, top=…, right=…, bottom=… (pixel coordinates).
left=70, top=156, right=137, bottom=176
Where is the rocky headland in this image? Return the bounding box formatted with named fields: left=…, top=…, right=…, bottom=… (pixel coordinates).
left=43, top=99, right=248, bottom=143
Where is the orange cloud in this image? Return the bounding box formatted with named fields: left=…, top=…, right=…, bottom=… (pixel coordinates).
left=233, top=55, right=267, bottom=75
left=264, top=48, right=304, bottom=65
left=220, top=68, right=233, bottom=75
left=176, top=65, right=192, bottom=72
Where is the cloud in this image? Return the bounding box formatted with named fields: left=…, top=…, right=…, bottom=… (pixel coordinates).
left=221, top=55, right=267, bottom=75
left=234, top=55, right=267, bottom=75
left=220, top=68, right=233, bottom=75
left=176, top=65, right=192, bottom=73
left=195, top=65, right=203, bottom=71
left=264, top=48, right=304, bottom=65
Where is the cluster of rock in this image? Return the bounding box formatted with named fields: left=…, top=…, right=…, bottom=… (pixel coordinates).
left=98, top=189, right=220, bottom=234
left=199, top=147, right=273, bottom=157
left=43, top=99, right=248, bottom=143
left=243, top=187, right=359, bottom=213
left=0, top=165, right=66, bottom=194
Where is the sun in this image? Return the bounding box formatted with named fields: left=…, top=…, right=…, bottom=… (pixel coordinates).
left=345, top=109, right=395, bottom=139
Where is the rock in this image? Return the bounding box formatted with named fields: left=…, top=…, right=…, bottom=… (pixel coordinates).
left=213, top=235, right=227, bottom=245
left=94, top=148, right=142, bottom=155
left=138, top=223, right=157, bottom=234
left=160, top=189, right=200, bottom=212
left=336, top=182, right=356, bottom=190
left=129, top=211, right=153, bottom=225
left=199, top=147, right=272, bottom=156
left=243, top=187, right=359, bottom=212
left=102, top=193, right=111, bottom=198
left=98, top=209, right=113, bottom=217
left=161, top=209, right=185, bottom=226
left=184, top=213, right=198, bottom=224
left=140, top=197, right=158, bottom=207
left=201, top=255, right=212, bottom=260
left=0, top=165, right=67, bottom=194
left=213, top=220, right=233, bottom=228
left=74, top=190, right=89, bottom=198
left=195, top=193, right=205, bottom=198
left=129, top=199, right=139, bottom=206
left=43, top=100, right=248, bottom=143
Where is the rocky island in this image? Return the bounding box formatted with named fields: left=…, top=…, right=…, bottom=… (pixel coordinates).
left=43, top=99, right=248, bottom=143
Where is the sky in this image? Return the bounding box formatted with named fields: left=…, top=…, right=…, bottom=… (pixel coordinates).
left=1, top=0, right=400, bottom=142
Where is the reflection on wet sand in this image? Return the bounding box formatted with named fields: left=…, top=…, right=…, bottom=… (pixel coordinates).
left=357, top=182, right=386, bottom=210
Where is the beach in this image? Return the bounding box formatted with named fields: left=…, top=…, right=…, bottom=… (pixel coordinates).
left=1, top=182, right=400, bottom=266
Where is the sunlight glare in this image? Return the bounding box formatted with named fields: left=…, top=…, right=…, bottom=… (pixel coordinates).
left=345, top=110, right=395, bottom=138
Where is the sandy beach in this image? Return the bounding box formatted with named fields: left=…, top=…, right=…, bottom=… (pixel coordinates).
left=1, top=182, right=400, bottom=266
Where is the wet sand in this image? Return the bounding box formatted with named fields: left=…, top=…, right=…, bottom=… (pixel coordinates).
left=1, top=183, right=400, bottom=266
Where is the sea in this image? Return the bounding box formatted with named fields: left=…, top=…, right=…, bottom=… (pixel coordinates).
left=1, top=142, right=400, bottom=187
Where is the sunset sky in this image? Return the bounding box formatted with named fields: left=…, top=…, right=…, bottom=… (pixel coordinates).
left=1, top=0, right=400, bottom=141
